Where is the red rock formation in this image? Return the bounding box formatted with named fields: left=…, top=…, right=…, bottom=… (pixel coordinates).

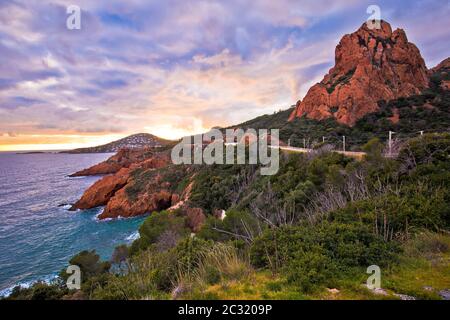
left=70, top=148, right=169, bottom=177
left=69, top=161, right=122, bottom=177
left=70, top=150, right=174, bottom=216
left=289, top=20, right=429, bottom=126
left=431, top=57, right=450, bottom=73
left=98, top=188, right=173, bottom=220
left=70, top=168, right=130, bottom=210
left=431, top=57, right=450, bottom=90
left=128, top=156, right=169, bottom=171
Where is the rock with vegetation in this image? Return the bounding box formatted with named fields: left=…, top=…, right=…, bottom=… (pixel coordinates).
left=69, top=148, right=170, bottom=177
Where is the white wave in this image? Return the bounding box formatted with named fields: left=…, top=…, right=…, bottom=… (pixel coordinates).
left=125, top=231, right=140, bottom=242
left=91, top=207, right=107, bottom=221
left=0, top=274, right=58, bottom=298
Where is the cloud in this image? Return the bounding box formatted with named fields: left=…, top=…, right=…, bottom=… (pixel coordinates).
left=0, top=0, right=448, bottom=149
left=0, top=96, right=43, bottom=109
left=0, top=78, right=17, bottom=90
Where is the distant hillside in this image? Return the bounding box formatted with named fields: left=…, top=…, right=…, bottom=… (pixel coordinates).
left=62, top=133, right=175, bottom=154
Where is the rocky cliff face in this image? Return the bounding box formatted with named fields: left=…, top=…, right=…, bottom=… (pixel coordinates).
left=70, top=168, right=131, bottom=210
left=98, top=188, right=173, bottom=220
left=431, top=57, right=450, bottom=73
left=69, top=147, right=204, bottom=230
left=289, top=20, right=429, bottom=126
left=70, top=150, right=176, bottom=215
left=69, top=148, right=170, bottom=177
left=431, top=57, right=450, bottom=90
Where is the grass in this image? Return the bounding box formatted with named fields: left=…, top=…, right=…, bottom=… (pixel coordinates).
left=187, top=272, right=308, bottom=300
left=182, top=233, right=450, bottom=300
left=382, top=232, right=450, bottom=299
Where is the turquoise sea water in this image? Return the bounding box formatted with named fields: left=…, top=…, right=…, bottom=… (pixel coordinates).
left=0, top=152, right=145, bottom=295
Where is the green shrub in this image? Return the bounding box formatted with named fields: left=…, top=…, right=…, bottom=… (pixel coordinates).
left=6, top=282, right=67, bottom=300
left=197, top=209, right=260, bottom=242
left=286, top=248, right=339, bottom=293
left=172, top=237, right=214, bottom=274
left=130, top=210, right=190, bottom=254
left=250, top=222, right=399, bottom=291
left=60, top=250, right=110, bottom=283
left=330, top=183, right=449, bottom=237
left=403, top=231, right=450, bottom=258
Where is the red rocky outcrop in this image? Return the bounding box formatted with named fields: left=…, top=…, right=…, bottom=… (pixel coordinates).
left=69, top=148, right=169, bottom=177
left=69, top=149, right=174, bottom=216
left=70, top=168, right=130, bottom=210
left=98, top=188, right=173, bottom=220
left=289, top=20, right=429, bottom=126
left=431, top=57, right=450, bottom=90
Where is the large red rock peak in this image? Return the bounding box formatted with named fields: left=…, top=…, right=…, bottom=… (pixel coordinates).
left=289, top=20, right=429, bottom=125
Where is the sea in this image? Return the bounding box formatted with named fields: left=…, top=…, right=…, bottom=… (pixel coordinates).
left=0, top=151, right=145, bottom=296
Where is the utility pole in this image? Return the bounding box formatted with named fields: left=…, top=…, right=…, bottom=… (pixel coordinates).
left=288, top=138, right=291, bottom=147
left=342, top=136, right=346, bottom=153
left=303, top=138, right=306, bottom=149
left=322, top=136, right=325, bottom=143
left=388, top=131, right=395, bottom=157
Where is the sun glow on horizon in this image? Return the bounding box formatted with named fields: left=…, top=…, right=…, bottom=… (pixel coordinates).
left=0, top=122, right=214, bottom=151
left=0, top=134, right=126, bottom=152
left=144, top=120, right=211, bottom=140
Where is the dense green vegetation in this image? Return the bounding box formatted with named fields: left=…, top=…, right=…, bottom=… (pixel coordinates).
left=4, top=69, right=449, bottom=300
left=6, top=132, right=450, bottom=300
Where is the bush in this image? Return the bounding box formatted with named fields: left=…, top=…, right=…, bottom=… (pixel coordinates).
left=172, top=237, right=214, bottom=274
left=330, top=183, right=449, bottom=237
left=286, top=248, right=339, bottom=293
left=398, top=133, right=450, bottom=169
left=403, top=232, right=450, bottom=258
left=197, top=209, right=259, bottom=242
left=60, top=250, right=110, bottom=283
left=130, top=210, right=190, bottom=254
left=250, top=222, right=399, bottom=291
left=6, top=282, right=67, bottom=300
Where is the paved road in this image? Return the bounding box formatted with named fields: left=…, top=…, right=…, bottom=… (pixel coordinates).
left=276, top=146, right=366, bottom=160
left=226, top=143, right=367, bottom=160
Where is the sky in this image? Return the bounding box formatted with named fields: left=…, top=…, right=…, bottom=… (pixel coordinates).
left=0, top=0, right=449, bottom=151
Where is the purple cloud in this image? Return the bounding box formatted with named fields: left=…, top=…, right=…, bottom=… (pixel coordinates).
left=0, top=0, right=448, bottom=144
